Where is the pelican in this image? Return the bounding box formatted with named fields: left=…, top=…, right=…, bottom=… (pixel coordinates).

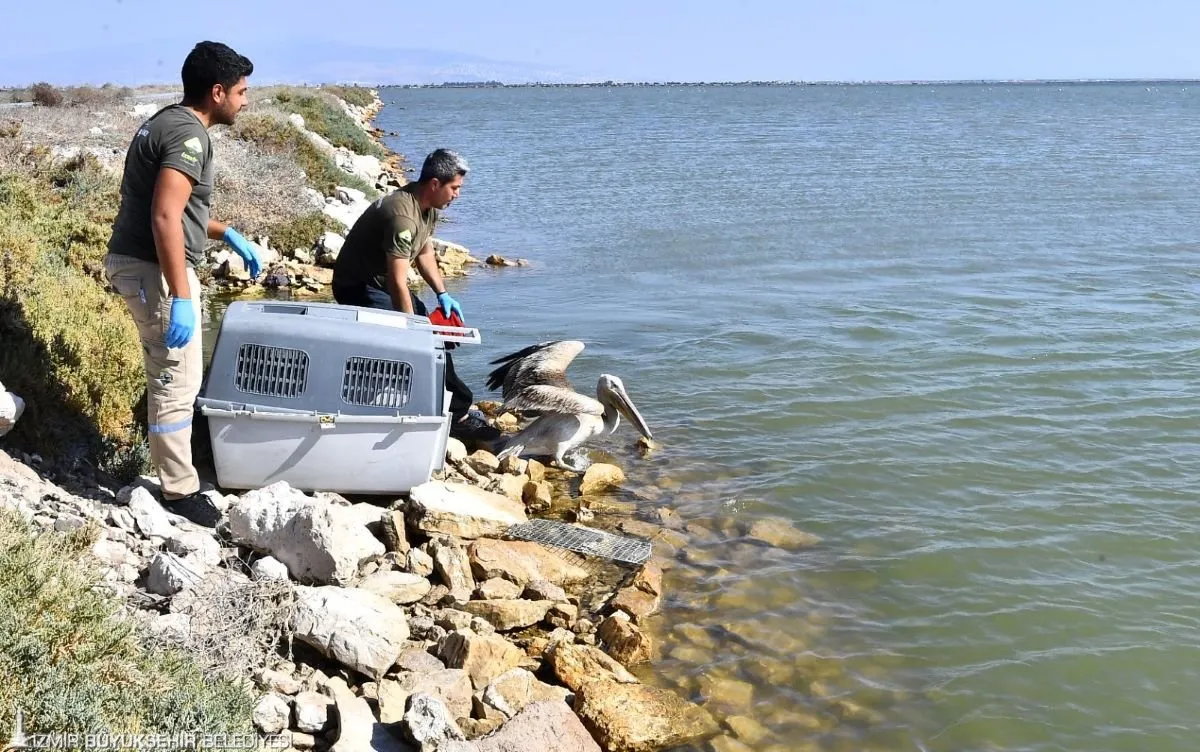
left=485, top=340, right=653, bottom=472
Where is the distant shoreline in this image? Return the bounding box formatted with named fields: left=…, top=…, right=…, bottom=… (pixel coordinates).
left=394, top=78, right=1200, bottom=89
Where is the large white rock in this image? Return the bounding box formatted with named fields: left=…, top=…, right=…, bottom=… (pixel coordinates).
left=252, top=694, right=291, bottom=734
left=302, top=187, right=326, bottom=210
left=250, top=556, right=291, bottom=582
left=335, top=186, right=367, bottom=205
left=228, top=482, right=384, bottom=585
left=402, top=693, right=465, bottom=748
left=166, top=530, right=221, bottom=568
left=147, top=551, right=208, bottom=597
left=322, top=677, right=411, bottom=752
left=407, top=481, right=527, bottom=540
left=292, top=586, right=409, bottom=680
left=127, top=487, right=176, bottom=539
left=0, top=385, right=24, bottom=438
left=357, top=570, right=431, bottom=605
left=334, top=149, right=384, bottom=185
left=323, top=197, right=370, bottom=232
left=472, top=700, right=600, bottom=752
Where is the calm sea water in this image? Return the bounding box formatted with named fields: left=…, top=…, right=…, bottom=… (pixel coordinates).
left=221, top=83, right=1200, bottom=751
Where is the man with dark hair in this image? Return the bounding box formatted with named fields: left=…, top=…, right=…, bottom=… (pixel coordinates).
left=103, top=40, right=261, bottom=526
left=332, top=148, right=499, bottom=447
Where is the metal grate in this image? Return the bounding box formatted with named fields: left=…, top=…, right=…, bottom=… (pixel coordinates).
left=342, top=357, right=413, bottom=408
left=234, top=343, right=309, bottom=398
left=506, top=519, right=652, bottom=566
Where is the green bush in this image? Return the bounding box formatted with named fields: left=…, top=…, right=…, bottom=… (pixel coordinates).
left=323, top=85, right=376, bottom=108
left=267, top=211, right=346, bottom=254
left=231, top=113, right=376, bottom=197
left=272, top=91, right=385, bottom=158
left=0, top=510, right=254, bottom=741
left=0, top=154, right=148, bottom=473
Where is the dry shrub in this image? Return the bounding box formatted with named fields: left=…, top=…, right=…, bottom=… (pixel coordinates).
left=30, top=82, right=63, bottom=107
left=211, top=135, right=312, bottom=237
left=147, top=570, right=296, bottom=683
left=68, top=84, right=134, bottom=108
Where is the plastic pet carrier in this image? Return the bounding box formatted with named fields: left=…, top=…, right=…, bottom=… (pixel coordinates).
left=196, top=300, right=480, bottom=494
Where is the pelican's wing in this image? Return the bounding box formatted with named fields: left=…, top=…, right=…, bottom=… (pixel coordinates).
left=504, top=384, right=604, bottom=416
left=486, top=340, right=586, bottom=400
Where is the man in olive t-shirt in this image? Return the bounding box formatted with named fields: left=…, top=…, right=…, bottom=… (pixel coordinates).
left=332, top=148, right=499, bottom=448
left=103, top=41, right=261, bottom=527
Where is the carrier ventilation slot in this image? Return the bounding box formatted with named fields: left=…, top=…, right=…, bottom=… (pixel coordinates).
left=342, top=357, right=413, bottom=408
left=234, top=343, right=310, bottom=398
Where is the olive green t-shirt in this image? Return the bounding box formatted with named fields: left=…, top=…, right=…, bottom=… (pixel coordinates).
left=107, top=104, right=213, bottom=268
left=333, top=183, right=439, bottom=290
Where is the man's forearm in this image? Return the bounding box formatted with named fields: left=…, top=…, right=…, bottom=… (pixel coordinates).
left=413, top=245, right=445, bottom=295
left=207, top=219, right=229, bottom=241
left=152, top=216, right=191, bottom=299
left=386, top=276, right=414, bottom=314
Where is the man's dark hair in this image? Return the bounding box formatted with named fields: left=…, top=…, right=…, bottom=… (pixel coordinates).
left=181, top=41, right=254, bottom=103
left=419, top=149, right=469, bottom=184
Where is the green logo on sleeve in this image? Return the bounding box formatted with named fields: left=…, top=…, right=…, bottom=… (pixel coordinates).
left=183, top=137, right=203, bottom=153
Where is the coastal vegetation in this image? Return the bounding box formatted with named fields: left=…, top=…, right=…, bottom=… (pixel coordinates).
left=0, top=84, right=384, bottom=478
left=0, top=507, right=254, bottom=738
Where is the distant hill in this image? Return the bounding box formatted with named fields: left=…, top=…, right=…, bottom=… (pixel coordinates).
left=0, top=39, right=592, bottom=87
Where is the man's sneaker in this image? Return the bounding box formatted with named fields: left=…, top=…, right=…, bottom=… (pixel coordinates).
left=162, top=491, right=222, bottom=528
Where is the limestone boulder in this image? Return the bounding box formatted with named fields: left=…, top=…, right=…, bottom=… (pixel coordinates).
left=461, top=600, right=554, bottom=632
left=573, top=680, right=720, bottom=752
left=228, top=482, right=384, bottom=585
left=438, top=630, right=525, bottom=690
left=357, top=571, right=432, bottom=605
left=407, top=481, right=527, bottom=539
left=468, top=539, right=589, bottom=587
left=291, top=586, right=409, bottom=680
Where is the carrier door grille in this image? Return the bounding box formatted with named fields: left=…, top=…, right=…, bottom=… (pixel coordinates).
left=342, top=357, right=413, bottom=408
left=234, top=344, right=309, bottom=398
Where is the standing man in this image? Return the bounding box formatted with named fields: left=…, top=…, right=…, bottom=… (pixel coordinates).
left=332, top=148, right=498, bottom=448
left=104, top=41, right=262, bottom=526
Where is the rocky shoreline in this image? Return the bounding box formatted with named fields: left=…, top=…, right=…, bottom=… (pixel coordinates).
left=1, top=87, right=827, bottom=751
left=0, top=427, right=804, bottom=751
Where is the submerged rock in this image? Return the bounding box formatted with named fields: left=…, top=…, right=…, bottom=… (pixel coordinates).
left=579, top=463, right=625, bottom=495
left=743, top=517, right=821, bottom=550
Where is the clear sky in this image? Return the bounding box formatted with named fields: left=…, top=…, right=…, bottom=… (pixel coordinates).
left=3, top=0, right=1200, bottom=83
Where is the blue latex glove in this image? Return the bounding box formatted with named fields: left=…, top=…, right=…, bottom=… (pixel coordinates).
left=164, top=298, right=196, bottom=349
left=436, top=291, right=463, bottom=318
left=223, top=227, right=262, bottom=279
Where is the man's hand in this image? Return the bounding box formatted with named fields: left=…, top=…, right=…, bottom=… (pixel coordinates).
left=165, top=298, right=196, bottom=349
left=436, top=291, right=463, bottom=318
left=223, top=227, right=263, bottom=279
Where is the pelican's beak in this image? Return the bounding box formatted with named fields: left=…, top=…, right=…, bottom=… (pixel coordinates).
left=612, top=383, right=653, bottom=440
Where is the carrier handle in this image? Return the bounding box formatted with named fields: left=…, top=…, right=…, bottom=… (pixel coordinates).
left=408, top=320, right=482, bottom=345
